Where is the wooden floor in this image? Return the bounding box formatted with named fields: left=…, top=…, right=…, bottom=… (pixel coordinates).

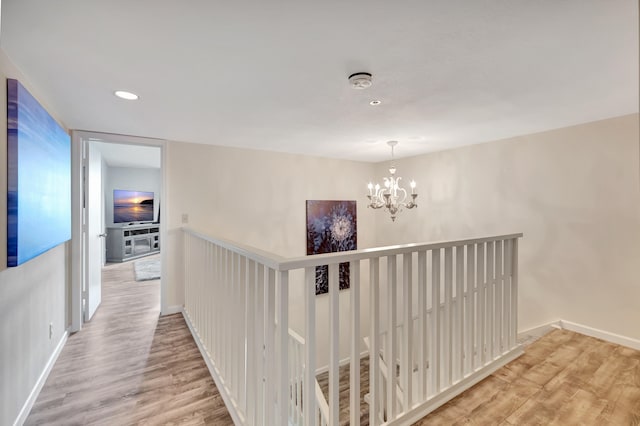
left=415, top=329, right=640, bottom=425
left=25, top=256, right=233, bottom=426
left=26, top=258, right=640, bottom=425
left=318, top=329, right=640, bottom=425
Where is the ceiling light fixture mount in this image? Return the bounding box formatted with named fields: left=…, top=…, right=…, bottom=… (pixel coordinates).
left=367, top=141, right=417, bottom=221
left=114, top=90, right=139, bottom=100
left=348, top=72, right=373, bottom=89
left=369, top=100, right=381, bottom=106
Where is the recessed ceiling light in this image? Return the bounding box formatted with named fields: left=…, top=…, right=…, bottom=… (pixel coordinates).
left=370, top=100, right=382, bottom=106
left=114, top=90, right=139, bottom=100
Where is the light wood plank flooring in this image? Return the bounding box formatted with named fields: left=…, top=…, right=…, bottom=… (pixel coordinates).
left=317, top=329, right=640, bottom=425
left=25, top=256, right=233, bottom=425
left=414, top=328, right=640, bottom=425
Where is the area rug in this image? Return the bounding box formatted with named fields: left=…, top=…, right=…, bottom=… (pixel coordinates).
left=134, top=258, right=161, bottom=281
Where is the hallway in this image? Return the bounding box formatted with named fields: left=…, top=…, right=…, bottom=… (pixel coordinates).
left=25, top=257, right=233, bottom=425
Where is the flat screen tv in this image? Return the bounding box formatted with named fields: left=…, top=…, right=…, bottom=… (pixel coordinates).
left=113, top=190, right=154, bottom=223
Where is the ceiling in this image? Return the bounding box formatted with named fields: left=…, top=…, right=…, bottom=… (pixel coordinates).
left=93, top=142, right=160, bottom=169
left=1, top=1, right=638, bottom=162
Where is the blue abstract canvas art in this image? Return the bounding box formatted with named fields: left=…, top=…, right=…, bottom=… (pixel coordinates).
left=306, top=200, right=357, bottom=295
left=7, top=79, right=71, bottom=267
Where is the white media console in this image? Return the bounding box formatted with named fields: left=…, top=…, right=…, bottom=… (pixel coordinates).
left=106, top=223, right=160, bottom=262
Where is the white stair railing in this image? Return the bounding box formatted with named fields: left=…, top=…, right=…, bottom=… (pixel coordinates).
left=289, top=330, right=330, bottom=426
left=182, top=228, right=523, bottom=425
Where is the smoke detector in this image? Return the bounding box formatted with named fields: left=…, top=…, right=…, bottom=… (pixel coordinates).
left=348, top=72, right=373, bottom=89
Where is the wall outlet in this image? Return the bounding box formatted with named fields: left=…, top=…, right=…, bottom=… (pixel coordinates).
left=49, top=323, right=53, bottom=340
left=181, top=213, right=189, bottom=224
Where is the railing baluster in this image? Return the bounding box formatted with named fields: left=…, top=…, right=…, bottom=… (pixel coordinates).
left=245, top=259, right=256, bottom=424
left=465, top=244, right=475, bottom=376
left=227, top=252, right=234, bottom=395
left=265, top=268, right=276, bottom=423
left=431, top=249, right=441, bottom=394
left=304, top=266, right=316, bottom=426
left=184, top=234, right=189, bottom=318
left=239, top=256, right=247, bottom=413
left=328, top=263, right=340, bottom=426
left=350, top=260, right=361, bottom=426
left=288, top=337, right=294, bottom=423
left=402, top=253, right=413, bottom=410
left=511, top=239, right=519, bottom=349
left=236, top=255, right=243, bottom=403
left=418, top=251, right=427, bottom=400
left=504, top=239, right=512, bottom=352
left=255, top=264, right=266, bottom=423
left=477, top=243, right=485, bottom=367
left=387, top=255, right=398, bottom=418
left=495, top=240, right=503, bottom=357
left=278, top=270, right=289, bottom=425
left=369, top=258, right=381, bottom=426
left=232, top=252, right=238, bottom=399
left=212, top=245, right=218, bottom=362
left=236, top=254, right=242, bottom=398
left=222, top=248, right=229, bottom=378
left=486, top=241, right=495, bottom=361
left=296, top=340, right=302, bottom=425
left=444, top=247, right=453, bottom=388
left=218, top=246, right=224, bottom=368
left=455, top=246, right=464, bottom=382
left=204, top=243, right=210, bottom=358
left=193, top=237, right=198, bottom=337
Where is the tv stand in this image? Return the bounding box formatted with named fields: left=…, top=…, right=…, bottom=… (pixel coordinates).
left=106, top=223, right=160, bottom=263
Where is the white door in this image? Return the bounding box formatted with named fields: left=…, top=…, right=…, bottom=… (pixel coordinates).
left=84, top=142, right=103, bottom=321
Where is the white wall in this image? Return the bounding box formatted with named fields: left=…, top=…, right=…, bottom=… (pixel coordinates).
left=164, top=114, right=640, bottom=368
left=165, top=141, right=376, bottom=366
left=104, top=165, right=161, bottom=227
left=374, top=114, right=640, bottom=341
left=0, top=48, right=69, bottom=426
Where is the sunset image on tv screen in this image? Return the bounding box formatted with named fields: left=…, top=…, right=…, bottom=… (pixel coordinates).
left=113, top=190, right=154, bottom=223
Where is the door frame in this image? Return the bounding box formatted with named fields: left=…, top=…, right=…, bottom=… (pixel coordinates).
left=70, top=130, right=168, bottom=332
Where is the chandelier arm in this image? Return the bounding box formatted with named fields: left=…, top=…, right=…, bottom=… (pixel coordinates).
left=396, top=185, right=408, bottom=205
left=405, top=194, right=418, bottom=209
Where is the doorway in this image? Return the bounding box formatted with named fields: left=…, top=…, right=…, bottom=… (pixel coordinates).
left=70, top=131, right=167, bottom=332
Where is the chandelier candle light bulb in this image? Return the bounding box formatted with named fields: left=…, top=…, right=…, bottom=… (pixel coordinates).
left=366, top=141, right=418, bottom=221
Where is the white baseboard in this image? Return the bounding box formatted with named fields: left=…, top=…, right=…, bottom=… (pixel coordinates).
left=559, top=320, right=640, bottom=351
left=315, top=350, right=370, bottom=376
left=161, top=305, right=183, bottom=316
left=517, top=321, right=561, bottom=341
left=516, top=319, right=640, bottom=351
left=14, top=331, right=68, bottom=426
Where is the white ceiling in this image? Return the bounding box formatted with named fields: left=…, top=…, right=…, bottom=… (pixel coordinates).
left=93, top=142, right=160, bottom=169
left=1, top=1, right=638, bottom=162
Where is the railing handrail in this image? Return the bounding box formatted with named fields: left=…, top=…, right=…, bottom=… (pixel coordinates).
left=183, top=227, right=287, bottom=270
left=278, top=233, right=523, bottom=271
left=184, top=227, right=523, bottom=272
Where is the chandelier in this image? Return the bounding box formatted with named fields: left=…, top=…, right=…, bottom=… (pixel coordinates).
left=367, top=141, right=417, bottom=221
